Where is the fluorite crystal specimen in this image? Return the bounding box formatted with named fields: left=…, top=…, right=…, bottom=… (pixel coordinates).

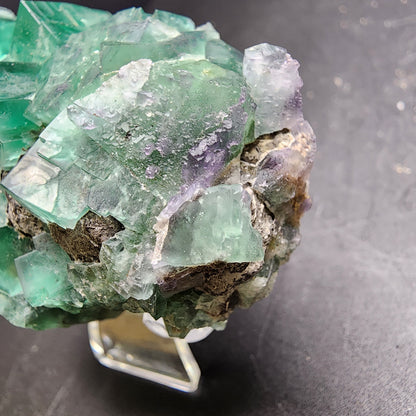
left=0, top=1, right=316, bottom=337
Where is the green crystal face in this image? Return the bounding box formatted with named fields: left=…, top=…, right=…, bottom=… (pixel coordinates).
left=14, top=233, right=78, bottom=311
left=0, top=226, right=33, bottom=297
left=0, top=60, right=43, bottom=168
left=0, top=190, right=7, bottom=227
left=0, top=8, right=15, bottom=61
left=0, top=2, right=315, bottom=336
left=9, top=1, right=111, bottom=64
left=160, top=185, right=264, bottom=267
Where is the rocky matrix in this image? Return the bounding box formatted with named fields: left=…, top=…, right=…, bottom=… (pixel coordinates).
left=0, top=1, right=315, bottom=337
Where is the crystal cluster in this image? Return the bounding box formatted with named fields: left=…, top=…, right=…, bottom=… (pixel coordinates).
left=0, top=1, right=315, bottom=336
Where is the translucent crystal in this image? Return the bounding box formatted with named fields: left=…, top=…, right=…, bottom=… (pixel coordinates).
left=0, top=190, right=7, bottom=227
left=0, top=3, right=316, bottom=337
left=9, top=1, right=111, bottom=64
left=0, top=62, right=42, bottom=169
left=14, top=233, right=81, bottom=312
left=0, top=227, right=33, bottom=297
left=0, top=7, right=16, bottom=61
left=243, top=43, right=304, bottom=136
left=159, top=185, right=264, bottom=267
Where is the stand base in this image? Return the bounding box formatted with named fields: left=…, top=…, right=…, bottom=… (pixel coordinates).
left=88, top=311, right=201, bottom=392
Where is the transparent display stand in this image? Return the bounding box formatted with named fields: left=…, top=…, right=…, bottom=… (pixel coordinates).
left=88, top=311, right=212, bottom=393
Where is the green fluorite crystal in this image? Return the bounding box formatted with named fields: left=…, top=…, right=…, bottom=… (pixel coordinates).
left=0, top=226, right=33, bottom=297
left=0, top=8, right=15, bottom=61
left=160, top=185, right=264, bottom=267
left=0, top=2, right=316, bottom=337
left=0, top=60, right=43, bottom=168
left=14, top=232, right=78, bottom=311
left=0, top=190, right=7, bottom=227
left=9, top=1, right=110, bottom=64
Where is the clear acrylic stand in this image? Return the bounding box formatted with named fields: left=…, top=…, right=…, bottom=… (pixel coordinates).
left=88, top=311, right=212, bottom=393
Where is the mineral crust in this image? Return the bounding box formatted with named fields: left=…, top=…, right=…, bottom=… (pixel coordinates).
left=0, top=1, right=316, bottom=336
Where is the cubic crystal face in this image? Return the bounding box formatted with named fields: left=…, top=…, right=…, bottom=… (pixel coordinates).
left=0, top=1, right=316, bottom=337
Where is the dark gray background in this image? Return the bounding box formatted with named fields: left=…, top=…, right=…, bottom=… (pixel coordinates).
left=1, top=0, right=416, bottom=415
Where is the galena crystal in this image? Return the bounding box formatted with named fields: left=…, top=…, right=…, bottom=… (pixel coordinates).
left=0, top=1, right=316, bottom=337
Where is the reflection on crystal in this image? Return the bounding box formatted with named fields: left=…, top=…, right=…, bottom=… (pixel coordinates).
left=0, top=3, right=315, bottom=338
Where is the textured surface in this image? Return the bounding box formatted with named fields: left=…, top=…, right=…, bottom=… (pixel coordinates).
left=0, top=0, right=415, bottom=415
left=0, top=3, right=314, bottom=336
